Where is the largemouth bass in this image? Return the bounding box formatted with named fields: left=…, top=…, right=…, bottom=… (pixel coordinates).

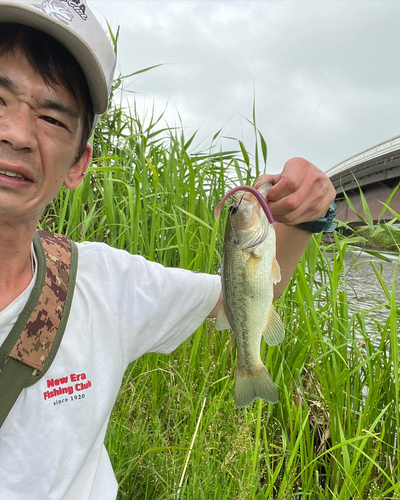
left=215, top=183, right=284, bottom=407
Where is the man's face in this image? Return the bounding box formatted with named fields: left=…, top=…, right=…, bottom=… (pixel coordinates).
left=0, top=49, right=91, bottom=223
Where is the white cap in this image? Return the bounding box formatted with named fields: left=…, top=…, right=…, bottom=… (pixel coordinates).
left=0, top=0, right=116, bottom=117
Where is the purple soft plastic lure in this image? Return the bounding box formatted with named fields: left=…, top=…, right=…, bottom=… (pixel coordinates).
left=214, top=185, right=275, bottom=224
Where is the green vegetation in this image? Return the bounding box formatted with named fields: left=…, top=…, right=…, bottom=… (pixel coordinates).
left=40, top=74, right=400, bottom=499
left=340, top=182, right=400, bottom=252
left=353, top=225, right=400, bottom=252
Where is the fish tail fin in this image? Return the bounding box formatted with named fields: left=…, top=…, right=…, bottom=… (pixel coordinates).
left=234, top=364, right=279, bottom=407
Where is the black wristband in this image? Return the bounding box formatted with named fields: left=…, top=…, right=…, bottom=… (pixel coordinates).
left=295, top=201, right=337, bottom=233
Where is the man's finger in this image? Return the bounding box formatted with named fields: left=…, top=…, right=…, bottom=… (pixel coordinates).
left=254, top=173, right=281, bottom=190
left=266, top=175, right=303, bottom=202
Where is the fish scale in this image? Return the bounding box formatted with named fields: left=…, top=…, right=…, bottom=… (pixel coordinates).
left=216, top=183, right=285, bottom=407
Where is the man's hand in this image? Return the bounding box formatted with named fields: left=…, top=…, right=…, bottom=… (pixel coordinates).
left=255, top=157, right=336, bottom=225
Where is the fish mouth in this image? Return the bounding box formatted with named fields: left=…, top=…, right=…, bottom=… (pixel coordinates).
left=215, top=185, right=274, bottom=223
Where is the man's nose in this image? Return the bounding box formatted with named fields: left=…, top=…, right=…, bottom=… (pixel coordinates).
left=0, top=105, right=37, bottom=151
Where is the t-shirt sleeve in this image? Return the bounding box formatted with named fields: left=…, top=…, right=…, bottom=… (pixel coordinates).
left=102, top=245, right=221, bottom=363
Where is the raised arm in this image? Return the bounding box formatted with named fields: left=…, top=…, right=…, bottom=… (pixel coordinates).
left=256, top=157, right=336, bottom=300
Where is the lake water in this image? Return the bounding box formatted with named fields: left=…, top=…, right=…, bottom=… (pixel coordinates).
left=335, top=249, right=400, bottom=340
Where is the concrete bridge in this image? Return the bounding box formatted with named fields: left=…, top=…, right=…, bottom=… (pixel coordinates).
left=326, top=135, right=400, bottom=226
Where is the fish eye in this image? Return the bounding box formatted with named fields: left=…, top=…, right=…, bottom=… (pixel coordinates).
left=229, top=204, right=239, bottom=215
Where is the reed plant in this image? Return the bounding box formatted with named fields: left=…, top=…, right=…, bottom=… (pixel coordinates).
left=40, top=73, right=400, bottom=499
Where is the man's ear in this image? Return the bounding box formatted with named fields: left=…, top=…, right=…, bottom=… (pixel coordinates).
left=64, top=143, right=92, bottom=189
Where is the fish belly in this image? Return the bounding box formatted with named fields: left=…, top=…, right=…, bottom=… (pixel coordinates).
left=222, top=240, right=278, bottom=406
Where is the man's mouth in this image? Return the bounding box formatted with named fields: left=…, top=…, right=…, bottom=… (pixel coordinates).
left=0, top=169, right=27, bottom=181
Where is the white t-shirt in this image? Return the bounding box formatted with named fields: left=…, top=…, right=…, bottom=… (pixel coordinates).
left=0, top=242, right=221, bottom=500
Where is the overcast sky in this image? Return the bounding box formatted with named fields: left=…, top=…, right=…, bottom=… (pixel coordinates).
left=90, top=0, right=400, bottom=174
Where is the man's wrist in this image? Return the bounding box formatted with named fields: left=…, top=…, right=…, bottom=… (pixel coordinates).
left=295, top=201, right=337, bottom=234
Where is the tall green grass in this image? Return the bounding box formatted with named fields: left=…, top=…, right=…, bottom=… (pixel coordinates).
left=40, top=76, right=400, bottom=499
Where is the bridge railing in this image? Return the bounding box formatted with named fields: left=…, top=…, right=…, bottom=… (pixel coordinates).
left=326, top=134, right=400, bottom=178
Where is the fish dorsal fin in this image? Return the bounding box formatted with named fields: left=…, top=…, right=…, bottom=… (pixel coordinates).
left=271, top=257, right=281, bottom=285
left=263, top=308, right=285, bottom=345
left=215, top=303, right=232, bottom=331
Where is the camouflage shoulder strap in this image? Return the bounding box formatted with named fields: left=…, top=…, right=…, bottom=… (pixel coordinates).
left=0, top=231, right=78, bottom=428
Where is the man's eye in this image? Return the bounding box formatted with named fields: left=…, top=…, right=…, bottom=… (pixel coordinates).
left=42, top=116, right=66, bottom=129
left=0, top=97, right=5, bottom=105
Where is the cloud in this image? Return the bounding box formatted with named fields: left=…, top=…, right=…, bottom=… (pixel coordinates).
left=91, top=0, right=400, bottom=173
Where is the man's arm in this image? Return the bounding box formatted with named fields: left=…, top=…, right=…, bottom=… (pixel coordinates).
left=272, top=223, right=312, bottom=301
left=207, top=157, right=336, bottom=318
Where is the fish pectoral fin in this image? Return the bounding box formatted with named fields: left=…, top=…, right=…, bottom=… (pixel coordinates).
left=271, top=257, right=281, bottom=284
left=215, top=303, right=232, bottom=331
left=263, top=308, right=285, bottom=345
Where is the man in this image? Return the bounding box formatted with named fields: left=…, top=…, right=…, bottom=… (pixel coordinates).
left=0, top=1, right=336, bottom=499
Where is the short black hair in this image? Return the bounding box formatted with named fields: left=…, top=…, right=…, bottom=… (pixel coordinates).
left=0, top=23, right=94, bottom=164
